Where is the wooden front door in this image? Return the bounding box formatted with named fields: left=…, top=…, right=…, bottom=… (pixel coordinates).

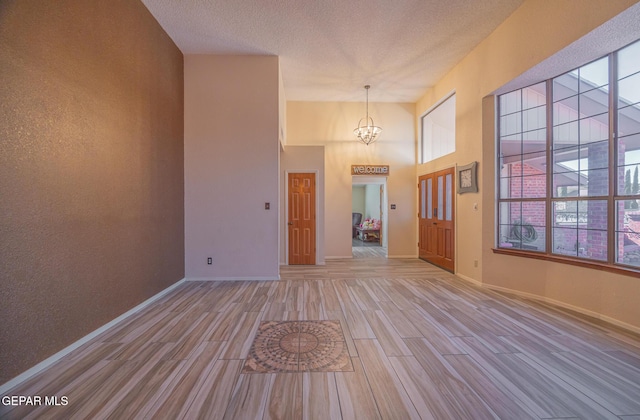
left=288, top=173, right=316, bottom=265
left=418, top=168, right=455, bottom=272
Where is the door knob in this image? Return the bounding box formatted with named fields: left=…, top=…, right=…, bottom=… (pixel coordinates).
left=288, top=222, right=293, bottom=225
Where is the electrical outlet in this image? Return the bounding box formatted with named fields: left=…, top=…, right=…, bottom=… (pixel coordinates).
left=207, top=257, right=212, bottom=265
left=474, top=260, right=478, bottom=268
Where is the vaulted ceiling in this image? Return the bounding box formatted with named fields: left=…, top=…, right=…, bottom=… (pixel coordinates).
left=141, top=0, right=525, bottom=102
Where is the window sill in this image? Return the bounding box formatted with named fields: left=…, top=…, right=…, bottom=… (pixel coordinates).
left=492, top=248, right=640, bottom=279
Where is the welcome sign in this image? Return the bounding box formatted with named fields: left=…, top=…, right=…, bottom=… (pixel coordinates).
left=351, top=165, right=390, bottom=176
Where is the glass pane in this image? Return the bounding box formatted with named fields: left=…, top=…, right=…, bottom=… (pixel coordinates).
left=522, top=174, right=546, bottom=198
left=522, top=129, right=547, bottom=153
left=422, top=94, right=456, bottom=163
left=445, top=174, right=452, bottom=221
left=619, top=164, right=640, bottom=196
left=581, top=168, right=608, bottom=196
left=578, top=57, right=609, bottom=91
left=499, top=176, right=509, bottom=198
left=553, top=142, right=608, bottom=198
left=420, top=180, right=426, bottom=218
left=522, top=83, right=546, bottom=108
left=553, top=144, right=581, bottom=197
left=579, top=200, right=608, bottom=261
left=554, top=73, right=578, bottom=102
left=520, top=201, right=546, bottom=251
left=498, top=200, right=545, bottom=251
left=581, top=140, right=608, bottom=169
left=501, top=155, right=547, bottom=199
left=552, top=200, right=607, bottom=260
left=617, top=199, right=640, bottom=267
left=522, top=106, right=546, bottom=132
left=427, top=178, right=432, bottom=220
left=500, top=113, right=522, bottom=137
left=618, top=39, right=640, bottom=80
left=498, top=201, right=520, bottom=248
left=500, top=133, right=523, bottom=158
left=553, top=171, right=580, bottom=198
left=578, top=116, right=608, bottom=144
left=621, top=135, right=640, bottom=162
left=553, top=200, right=581, bottom=257
left=553, top=121, right=579, bottom=144
left=585, top=141, right=609, bottom=197
left=553, top=96, right=579, bottom=125
left=502, top=176, right=521, bottom=198
left=585, top=200, right=608, bottom=231
left=522, top=147, right=546, bottom=162
left=553, top=226, right=579, bottom=257
left=618, top=72, right=640, bottom=106
left=579, top=92, right=609, bottom=118
left=437, top=175, right=443, bottom=220
left=500, top=89, right=521, bottom=114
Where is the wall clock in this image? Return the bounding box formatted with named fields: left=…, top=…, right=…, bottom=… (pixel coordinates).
left=457, top=161, right=478, bottom=194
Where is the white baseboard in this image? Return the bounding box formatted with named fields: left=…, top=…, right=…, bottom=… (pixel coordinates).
left=453, top=274, right=640, bottom=334
left=325, top=256, right=353, bottom=260
left=455, top=273, right=482, bottom=286
left=0, top=278, right=186, bottom=395
left=484, top=283, right=640, bottom=335
left=187, top=276, right=280, bottom=281
left=388, top=254, right=419, bottom=259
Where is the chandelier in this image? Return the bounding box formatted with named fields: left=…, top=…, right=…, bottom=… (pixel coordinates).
left=354, top=85, right=381, bottom=145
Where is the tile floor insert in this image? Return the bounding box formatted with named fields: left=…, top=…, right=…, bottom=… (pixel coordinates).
left=242, top=320, right=354, bottom=373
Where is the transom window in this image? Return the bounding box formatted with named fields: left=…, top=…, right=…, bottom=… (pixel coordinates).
left=497, top=39, right=640, bottom=270
left=420, top=93, right=455, bottom=163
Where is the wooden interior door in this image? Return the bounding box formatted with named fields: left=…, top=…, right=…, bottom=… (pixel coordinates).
left=288, top=173, right=316, bottom=265
left=418, top=168, right=455, bottom=272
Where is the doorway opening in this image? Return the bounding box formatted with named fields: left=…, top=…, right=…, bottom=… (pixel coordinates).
left=352, top=177, right=388, bottom=259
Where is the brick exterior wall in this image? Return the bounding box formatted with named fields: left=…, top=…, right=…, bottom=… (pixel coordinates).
left=508, top=162, right=545, bottom=227
left=586, top=142, right=609, bottom=261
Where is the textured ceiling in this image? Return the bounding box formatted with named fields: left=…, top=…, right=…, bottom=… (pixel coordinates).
left=141, top=0, right=526, bottom=102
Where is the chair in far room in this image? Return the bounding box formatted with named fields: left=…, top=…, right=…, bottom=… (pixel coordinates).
left=352, top=212, right=362, bottom=238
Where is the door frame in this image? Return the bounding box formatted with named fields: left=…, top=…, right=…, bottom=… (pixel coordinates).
left=418, top=167, right=455, bottom=272
left=285, top=170, right=320, bottom=265
left=352, top=176, right=388, bottom=252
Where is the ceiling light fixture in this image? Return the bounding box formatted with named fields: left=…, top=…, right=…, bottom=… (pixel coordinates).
left=354, top=85, right=381, bottom=145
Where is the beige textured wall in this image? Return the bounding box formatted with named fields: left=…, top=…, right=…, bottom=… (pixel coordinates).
left=416, top=0, right=640, bottom=330
left=286, top=101, right=416, bottom=258
left=0, top=0, right=184, bottom=384
left=184, top=55, right=280, bottom=280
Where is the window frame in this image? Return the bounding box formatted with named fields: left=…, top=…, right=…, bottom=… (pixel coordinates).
left=494, top=40, right=640, bottom=277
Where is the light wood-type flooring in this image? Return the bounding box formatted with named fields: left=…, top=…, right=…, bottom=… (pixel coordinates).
left=2, top=258, right=640, bottom=419
left=352, top=241, right=386, bottom=259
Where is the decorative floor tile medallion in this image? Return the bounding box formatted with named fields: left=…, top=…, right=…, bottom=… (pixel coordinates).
left=242, top=321, right=353, bottom=373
